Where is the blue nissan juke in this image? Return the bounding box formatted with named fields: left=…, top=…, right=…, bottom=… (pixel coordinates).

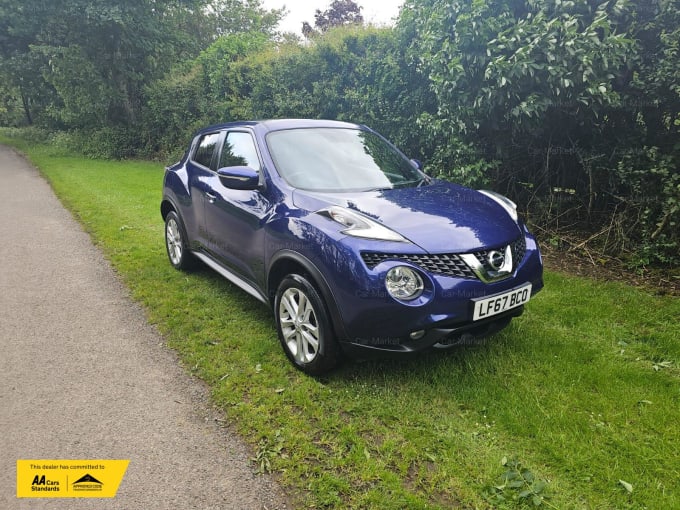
left=161, top=119, right=543, bottom=374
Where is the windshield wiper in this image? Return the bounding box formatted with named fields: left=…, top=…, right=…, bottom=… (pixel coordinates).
left=362, top=186, right=392, bottom=192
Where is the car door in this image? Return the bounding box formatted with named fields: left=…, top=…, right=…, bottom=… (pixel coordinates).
left=203, top=130, right=271, bottom=286
left=185, top=131, right=223, bottom=249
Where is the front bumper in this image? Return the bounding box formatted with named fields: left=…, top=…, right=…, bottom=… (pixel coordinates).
left=339, top=306, right=525, bottom=357
left=325, top=230, right=544, bottom=356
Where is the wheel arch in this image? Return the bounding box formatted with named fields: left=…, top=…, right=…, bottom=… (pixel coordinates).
left=162, top=204, right=198, bottom=271
left=160, top=198, right=175, bottom=220
left=267, top=250, right=349, bottom=342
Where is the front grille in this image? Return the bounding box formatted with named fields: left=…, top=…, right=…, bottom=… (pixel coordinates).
left=360, top=236, right=527, bottom=280
left=361, top=252, right=476, bottom=279
left=513, top=235, right=527, bottom=264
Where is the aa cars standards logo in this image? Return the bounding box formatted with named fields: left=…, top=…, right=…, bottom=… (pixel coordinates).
left=29, top=474, right=60, bottom=493
left=16, top=460, right=129, bottom=498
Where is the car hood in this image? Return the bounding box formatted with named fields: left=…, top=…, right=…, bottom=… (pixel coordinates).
left=292, top=181, right=522, bottom=252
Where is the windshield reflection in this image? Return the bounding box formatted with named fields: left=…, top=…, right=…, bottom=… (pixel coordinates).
left=266, top=128, right=425, bottom=192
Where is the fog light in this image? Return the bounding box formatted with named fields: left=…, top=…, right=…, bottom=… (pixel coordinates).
left=410, top=330, right=425, bottom=340
left=385, top=266, right=424, bottom=301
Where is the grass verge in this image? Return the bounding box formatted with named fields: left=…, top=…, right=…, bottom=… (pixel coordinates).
left=3, top=133, right=679, bottom=509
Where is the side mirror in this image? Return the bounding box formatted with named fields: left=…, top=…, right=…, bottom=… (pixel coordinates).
left=410, top=158, right=423, bottom=171
left=217, top=166, right=259, bottom=190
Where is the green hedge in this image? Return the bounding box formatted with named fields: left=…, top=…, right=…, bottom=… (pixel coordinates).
left=5, top=1, right=678, bottom=266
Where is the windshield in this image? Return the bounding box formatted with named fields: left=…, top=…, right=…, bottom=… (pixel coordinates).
left=266, top=127, right=426, bottom=192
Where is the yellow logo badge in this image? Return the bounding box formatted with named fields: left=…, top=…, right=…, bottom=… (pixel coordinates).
left=17, top=460, right=129, bottom=498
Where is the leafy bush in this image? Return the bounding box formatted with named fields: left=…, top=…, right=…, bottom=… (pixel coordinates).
left=610, top=147, right=680, bottom=266
left=403, top=0, right=679, bottom=266
left=49, top=128, right=142, bottom=160
left=140, top=32, right=272, bottom=159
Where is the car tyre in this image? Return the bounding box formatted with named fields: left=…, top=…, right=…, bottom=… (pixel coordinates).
left=165, top=211, right=195, bottom=270
left=275, top=274, right=340, bottom=375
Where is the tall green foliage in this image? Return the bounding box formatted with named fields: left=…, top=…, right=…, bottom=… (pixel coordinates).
left=145, top=26, right=433, bottom=161
left=1, top=0, right=677, bottom=265
left=244, top=27, right=434, bottom=160
left=404, top=0, right=634, bottom=183
left=403, top=0, right=679, bottom=265
left=142, top=32, right=271, bottom=159
left=0, top=0, right=281, bottom=133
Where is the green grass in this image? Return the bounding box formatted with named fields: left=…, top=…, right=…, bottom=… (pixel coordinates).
left=3, top=133, right=679, bottom=509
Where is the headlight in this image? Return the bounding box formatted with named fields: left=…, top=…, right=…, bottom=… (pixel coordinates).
left=385, top=266, right=424, bottom=301
left=319, top=206, right=409, bottom=242
left=478, top=190, right=518, bottom=222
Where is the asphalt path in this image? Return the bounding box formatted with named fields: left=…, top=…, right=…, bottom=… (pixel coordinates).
left=0, top=146, right=289, bottom=509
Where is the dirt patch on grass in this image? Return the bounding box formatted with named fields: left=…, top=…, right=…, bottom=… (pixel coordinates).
left=540, top=244, right=680, bottom=296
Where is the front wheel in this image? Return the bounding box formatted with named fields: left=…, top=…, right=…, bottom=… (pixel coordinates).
left=274, top=274, right=340, bottom=375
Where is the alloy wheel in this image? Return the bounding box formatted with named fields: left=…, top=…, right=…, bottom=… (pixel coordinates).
left=278, top=287, right=320, bottom=364
left=166, top=217, right=183, bottom=266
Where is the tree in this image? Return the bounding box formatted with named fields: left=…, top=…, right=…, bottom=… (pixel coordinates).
left=0, top=0, right=282, bottom=129
left=142, top=32, right=272, bottom=157
left=303, top=0, right=364, bottom=38
left=203, top=0, right=283, bottom=37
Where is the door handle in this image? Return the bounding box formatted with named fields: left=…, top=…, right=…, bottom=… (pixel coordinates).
left=205, top=192, right=217, bottom=204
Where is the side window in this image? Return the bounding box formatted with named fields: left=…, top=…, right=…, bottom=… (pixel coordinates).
left=193, top=132, right=221, bottom=169
left=219, top=132, right=261, bottom=172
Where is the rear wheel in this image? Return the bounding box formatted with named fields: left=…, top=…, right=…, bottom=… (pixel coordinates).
left=274, top=274, right=340, bottom=375
left=164, top=211, right=195, bottom=270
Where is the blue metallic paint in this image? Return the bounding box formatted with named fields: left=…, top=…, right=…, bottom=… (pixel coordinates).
left=161, top=119, right=543, bottom=357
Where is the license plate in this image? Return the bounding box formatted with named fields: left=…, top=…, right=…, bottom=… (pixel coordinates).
left=472, top=283, right=532, bottom=321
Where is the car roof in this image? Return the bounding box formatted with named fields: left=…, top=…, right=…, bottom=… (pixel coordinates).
left=194, top=119, right=364, bottom=137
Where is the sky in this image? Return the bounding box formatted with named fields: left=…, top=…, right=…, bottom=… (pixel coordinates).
left=261, top=0, right=405, bottom=36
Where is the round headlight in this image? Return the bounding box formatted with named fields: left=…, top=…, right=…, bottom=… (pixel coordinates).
left=385, top=266, right=424, bottom=301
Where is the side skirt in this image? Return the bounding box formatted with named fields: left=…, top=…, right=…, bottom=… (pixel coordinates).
left=192, top=251, right=269, bottom=305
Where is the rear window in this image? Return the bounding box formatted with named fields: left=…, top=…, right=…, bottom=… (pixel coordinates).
left=193, top=133, right=221, bottom=169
